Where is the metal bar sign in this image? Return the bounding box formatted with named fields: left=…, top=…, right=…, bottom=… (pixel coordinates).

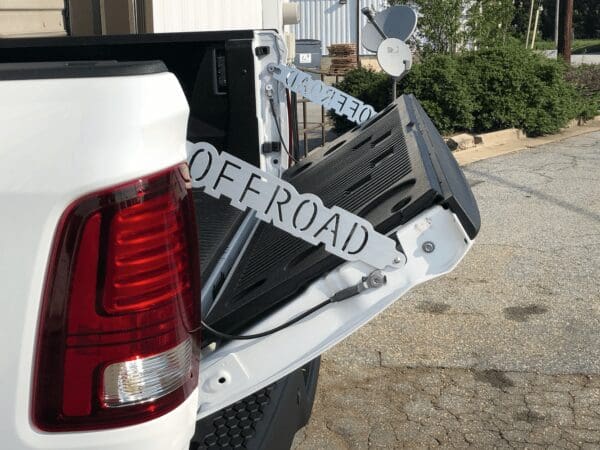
left=188, top=142, right=404, bottom=269
left=268, top=63, right=377, bottom=125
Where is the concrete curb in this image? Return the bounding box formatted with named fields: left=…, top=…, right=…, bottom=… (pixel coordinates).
left=474, top=128, right=525, bottom=146
left=452, top=117, right=600, bottom=166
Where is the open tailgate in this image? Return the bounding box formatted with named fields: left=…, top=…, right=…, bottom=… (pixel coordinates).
left=198, top=94, right=480, bottom=418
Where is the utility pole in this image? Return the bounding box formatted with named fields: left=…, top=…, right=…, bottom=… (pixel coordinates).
left=557, top=0, right=573, bottom=64
left=554, top=0, right=560, bottom=47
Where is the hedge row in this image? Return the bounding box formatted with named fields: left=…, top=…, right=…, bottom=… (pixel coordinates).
left=332, top=45, right=598, bottom=136
left=565, top=64, right=600, bottom=109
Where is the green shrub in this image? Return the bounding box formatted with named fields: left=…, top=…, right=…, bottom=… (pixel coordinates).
left=330, top=46, right=597, bottom=137
left=566, top=64, right=600, bottom=95
left=464, top=45, right=583, bottom=135
left=398, top=44, right=597, bottom=136
left=330, top=68, right=390, bottom=133
left=566, top=64, right=600, bottom=115
left=400, top=54, right=476, bottom=134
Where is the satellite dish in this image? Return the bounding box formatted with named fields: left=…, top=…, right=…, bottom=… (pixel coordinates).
left=362, top=5, right=418, bottom=53
left=377, top=38, right=413, bottom=78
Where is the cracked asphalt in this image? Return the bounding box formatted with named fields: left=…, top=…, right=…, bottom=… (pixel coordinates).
left=292, top=131, right=600, bottom=449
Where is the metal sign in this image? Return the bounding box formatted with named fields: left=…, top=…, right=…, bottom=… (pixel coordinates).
left=268, top=63, right=377, bottom=125
left=188, top=142, right=404, bottom=269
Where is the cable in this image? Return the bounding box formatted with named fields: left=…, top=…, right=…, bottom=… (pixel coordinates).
left=286, top=89, right=295, bottom=160
left=269, top=97, right=299, bottom=164
left=200, top=299, right=332, bottom=341
left=289, top=90, right=301, bottom=159
left=197, top=270, right=387, bottom=342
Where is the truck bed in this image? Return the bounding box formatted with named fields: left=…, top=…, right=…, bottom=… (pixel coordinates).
left=0, top=33, right=479, bottom=339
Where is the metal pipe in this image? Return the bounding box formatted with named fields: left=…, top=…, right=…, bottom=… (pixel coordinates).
left=526, top=0, right=535, bottom=48
left=320, top=73, right=326, bottom=148
left=531, top=6, right=542, bottom=49
left=355, top=0, right=361, bottom=67
left=361, top=7, right=387, bottom=40
left=302, top=99, right=308, bottom=153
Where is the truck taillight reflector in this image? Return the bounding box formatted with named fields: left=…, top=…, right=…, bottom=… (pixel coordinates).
left=33, top=165, right=200, bottom=431
left=102, top=339, right=193, bottom=408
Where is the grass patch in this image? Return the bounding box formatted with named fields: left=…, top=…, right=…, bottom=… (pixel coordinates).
left=573, top=43, right=600, bottom=55
left=534, top=40, right=558, bottom=51
left=534, top=39, right=600, bottom=54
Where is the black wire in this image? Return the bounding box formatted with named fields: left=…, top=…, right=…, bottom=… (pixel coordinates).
left=269, top=97, right=299, bottom=164
left=200, top=299, right=332, bottom=341
left=196, top=98, right=325, bottom=342
left=290, top=91, right=301, bottom=159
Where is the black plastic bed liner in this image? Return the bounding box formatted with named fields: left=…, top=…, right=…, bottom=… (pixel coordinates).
left=205, top=94, right=480, bottom=334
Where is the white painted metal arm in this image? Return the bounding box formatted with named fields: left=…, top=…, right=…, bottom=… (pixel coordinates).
left=197, top=206, right=472, bottom=418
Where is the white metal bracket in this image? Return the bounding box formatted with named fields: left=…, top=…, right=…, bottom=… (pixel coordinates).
left=197, top=206, right=473, bottom=419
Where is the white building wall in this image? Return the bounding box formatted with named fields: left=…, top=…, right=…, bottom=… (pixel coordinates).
left=0, top=0, right=65, bottom=37
left=151, top=0, right=284, bottom=33
left=292, top=0, right=387, bottom=55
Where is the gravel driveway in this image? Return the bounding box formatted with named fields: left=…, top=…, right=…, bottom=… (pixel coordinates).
left=292, top=131, right=600, bottom=449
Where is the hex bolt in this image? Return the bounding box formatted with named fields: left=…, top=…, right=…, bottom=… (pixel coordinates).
left=422, top=241, right=435, bottom=253
left=266, top=63, right=282, bottom=75
left=366, top=270, right=387, bottom=289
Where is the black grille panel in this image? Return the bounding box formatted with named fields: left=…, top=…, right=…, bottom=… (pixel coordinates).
left=195, top=386, right=274, bottom=450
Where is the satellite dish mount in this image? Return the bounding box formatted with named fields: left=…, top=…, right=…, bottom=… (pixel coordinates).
left=361, top=5, right=417, bottom=102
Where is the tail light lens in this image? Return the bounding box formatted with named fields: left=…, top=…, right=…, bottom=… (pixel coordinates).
left=32, top=164, right=200, bottom=431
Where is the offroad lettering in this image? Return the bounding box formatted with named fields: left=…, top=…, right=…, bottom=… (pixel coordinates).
left=213, top=160, right=241, bottom=190
left=270, top=63, right=376, bottom=125
left=188, top=142, right=403, bottom=269
left=313, top=213, right=340, bottom=247
left=239, top=173, right=262, bottom=202
left=293, top=199, right=319, bottom=231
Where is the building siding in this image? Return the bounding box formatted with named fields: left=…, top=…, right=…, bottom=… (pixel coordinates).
left=0, top=0, right=65, bottom=37
left=151, top=0, right=286, bottom=33
left=292, top=0, right=387, bottom=55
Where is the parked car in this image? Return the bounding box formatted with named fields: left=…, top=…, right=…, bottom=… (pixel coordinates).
left=0, top=29, right=479, bottom=450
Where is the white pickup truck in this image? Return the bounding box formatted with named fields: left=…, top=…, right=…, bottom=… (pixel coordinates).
left=0, top=30, right=480, bottom=450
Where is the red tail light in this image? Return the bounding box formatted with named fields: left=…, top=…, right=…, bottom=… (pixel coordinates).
left=33, top=165, right=200, bottom=431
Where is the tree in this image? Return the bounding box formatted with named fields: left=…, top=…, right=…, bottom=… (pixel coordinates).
left=538, top=0, right=600, bottom=41
left=389, top=0, right=515, bottom=53
left=389, top=0, right=467, bottom=54
left=572, top=0, right=600, bottom=39
left=466, top=0, right=515, bottom=48
left=512, top=0, right=532, bottom=37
